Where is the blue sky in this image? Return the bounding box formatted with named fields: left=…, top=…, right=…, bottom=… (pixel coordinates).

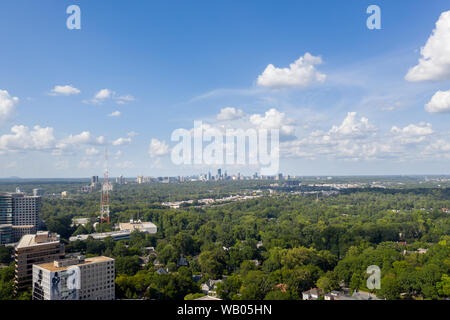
left=0, top=0, right=449, bottom=178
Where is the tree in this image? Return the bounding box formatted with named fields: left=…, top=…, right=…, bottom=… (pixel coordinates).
left=436, top=274, right=450, bottom=297
left=45, top=214, right=75, bottom=239
left=216, top=274, right=242, bottom=300
left=240, top=271, right=274, bottom=300
left=378, top=273, right=401, bottom=300
left=115, top=256, right=141, bottom=276
left=264, top=290, right=293, bottom=300
left=198, top=249, right=226, bottom=279
left=158, top=244, right=178, bottom=265
left=316, top=271, right=340, bottom=293
left=0, top=245, right=12, bottom=264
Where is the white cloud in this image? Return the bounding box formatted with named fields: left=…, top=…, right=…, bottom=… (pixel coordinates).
left=0, top=90, right=19, bottom=123
left=257, top=53, right=326, bottom=89
left=84, top=89, right=135, bottom=105
left=405, top=11, right=450, bottom=82
left=425, top=90, right=450, bottom=113
left=127, top=131, right=138, bottom=137
left=115, top=95, right=135, bottom=105
left=280, top=112, right=390, bottom=161
left=391, top=122, right=433, bottom=144
left=83, top=88, right=114, bottom=104
left=217, top=107, right=244, bottom=121
left=149, top=138, right=169, bottom=157
left=95, top=89, right=113, bottom=100
left=0, top=125, right=55, bottom=151
left=50, top=85, right=80, bottom=96
left=59, top=131, right=105, bottom=148
left=249, top=108, right=295, bottom=137
left=108, top=111, right=121, bottom=117
left=112, top=137, right=132, bottom=146
left=329, top=112, right=377, bottom=138
left=85, top=147, right=100, bottom=156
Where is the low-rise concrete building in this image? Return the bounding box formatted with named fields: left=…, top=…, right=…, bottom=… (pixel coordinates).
left=32, top=256, right=115, bottom=300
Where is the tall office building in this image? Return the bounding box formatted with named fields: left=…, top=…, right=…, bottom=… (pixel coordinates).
left=32, top=256, right=115, bottom=300
left=0, top=192, right=41, bottom=243
left=0, top=224, right=13, bottom=245
left=15, top=231, right=64, bottom=291
left=91, top=176, right=99, bottom=185
left=0, top=193, right=14, bottom=225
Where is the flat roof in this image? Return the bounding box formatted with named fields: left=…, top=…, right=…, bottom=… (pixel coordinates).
left=16, top=233, right=59, bottom=249
left=36, top=256, right=113, bottom=272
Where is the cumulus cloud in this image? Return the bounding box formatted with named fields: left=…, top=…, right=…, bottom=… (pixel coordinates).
left=115, top=95, right=135, bottom=105
left=95, top=89, right=113, bottom=100
left=249, top=108, right=295, bottom=137
left=59, top=131, right=105, bottom=148
left=0, top=125, right=55, bottom=151
left=0, top=90, right=19, bottom=123
left=280, top=112, right=390, bottom=161
left=329, top=112, right=377, bottom=138
left=127, top=131, right=138, bottom=137
left=425, top=90, right=450, bottom=113
left=108, top=111, right=121, bottom=117
left=85, top=147, right=100, bottom=156
left=84, top=89, right=135, bottom=105
left=391, top=122, right=433, bottom=144
left=405, top=11, right=450, bottom=82
left=149, top=138, right=169, bottom=157
left=217, top=107, right=244, bottom=121
left=257, top=53, right=326, bottom=89
left=112, top=137, right=132, bottom=146
left=50, top=85, right=80, bottom=96
left=423, top=138, right=450, bottom=159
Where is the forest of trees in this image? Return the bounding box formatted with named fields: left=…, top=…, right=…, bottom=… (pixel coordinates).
left=0, top=179, right=449, bottom=300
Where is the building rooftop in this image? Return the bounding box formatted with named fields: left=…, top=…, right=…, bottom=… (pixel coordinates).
left=16, top=231, right=60, bottom=249
left=36, top=256, right=113, bottom=272
left=195, top=296, right=222, bottom=300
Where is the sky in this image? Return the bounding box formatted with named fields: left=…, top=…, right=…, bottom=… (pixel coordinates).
left=0, top=0, right=450, bottom=178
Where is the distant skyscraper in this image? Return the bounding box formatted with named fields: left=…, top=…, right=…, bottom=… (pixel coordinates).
left=218, top=169, right=222, bottom=179
left=91, top=176, right=99, bottom=185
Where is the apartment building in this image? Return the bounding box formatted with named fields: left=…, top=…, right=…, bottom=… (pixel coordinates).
left=32, top=256, right=115, bottom=300
left=15, top=231, right=64, bottom=291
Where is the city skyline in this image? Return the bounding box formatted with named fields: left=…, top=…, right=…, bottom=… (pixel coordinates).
left=1, top=1, right=450, bottom=178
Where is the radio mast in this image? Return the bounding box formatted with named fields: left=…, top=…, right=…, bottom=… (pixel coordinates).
left=100, top=147, right=111, bottom=224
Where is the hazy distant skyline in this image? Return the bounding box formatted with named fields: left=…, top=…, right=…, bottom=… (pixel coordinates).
left=1, top=1, right=450, bottom=178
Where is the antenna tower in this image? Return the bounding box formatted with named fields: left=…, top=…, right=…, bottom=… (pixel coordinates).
left=100, top=148, right=111, bottom=224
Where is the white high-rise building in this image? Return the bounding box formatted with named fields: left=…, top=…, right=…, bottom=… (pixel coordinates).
left=32, top=256, right=115, bottom=300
